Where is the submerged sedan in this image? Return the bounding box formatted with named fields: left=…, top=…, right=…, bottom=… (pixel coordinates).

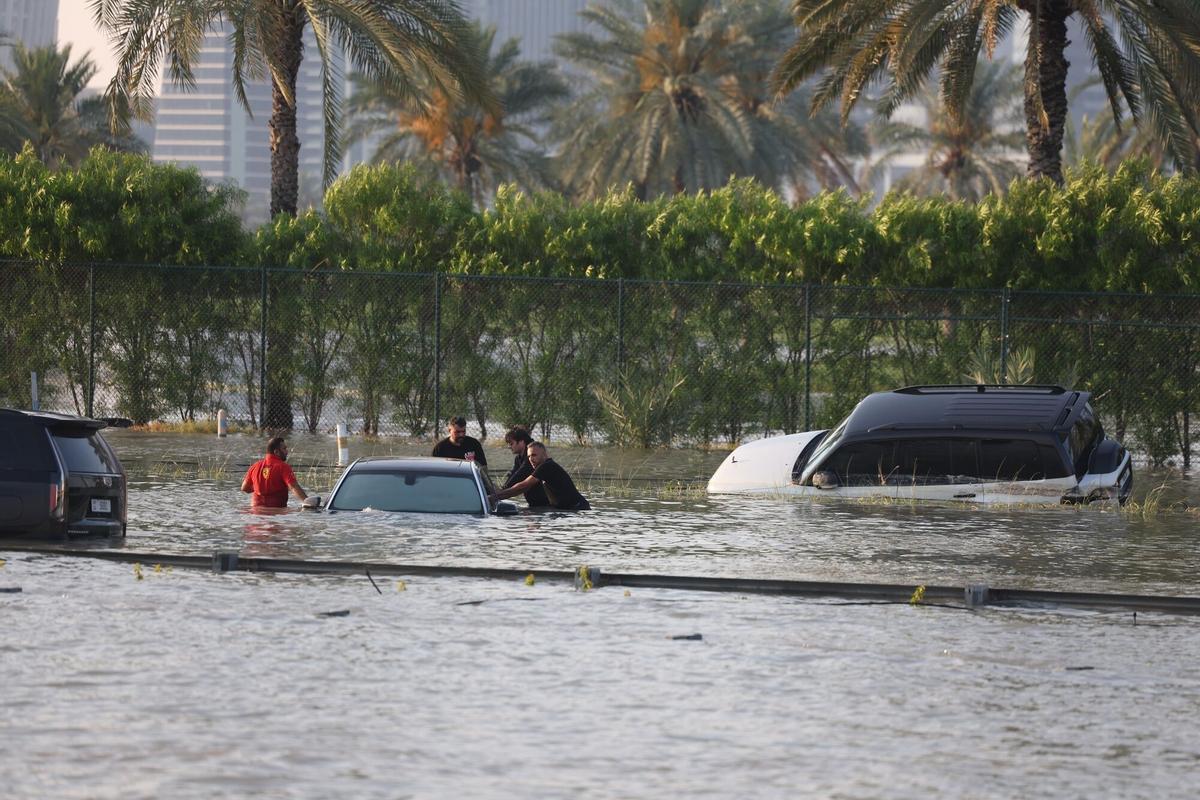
left=308, top=456, right=519, bottom=516
left=708, top=384, right=1133, bottom=505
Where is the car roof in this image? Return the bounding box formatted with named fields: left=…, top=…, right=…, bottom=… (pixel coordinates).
left=0, top=408, right=108, bottom=430
left=348, top=456, right=478, bottom=475
left=842, top=385, right=1090, bottom=438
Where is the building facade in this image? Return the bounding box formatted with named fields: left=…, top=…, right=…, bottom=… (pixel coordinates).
left=151, top=21, right=343, bottom=224
left=150, top=5, right=591, bottom=222
left=463, top=0, right=591, bottom=62
left=0, top=0, right=58, bottom=71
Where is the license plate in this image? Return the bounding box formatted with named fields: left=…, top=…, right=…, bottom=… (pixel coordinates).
left=90, top=498, right=112, bottom=514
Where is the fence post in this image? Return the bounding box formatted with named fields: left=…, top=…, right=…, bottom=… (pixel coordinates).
left=1186, top=331, right=1194, bottom=471
left=616, top=278, right=625, bottom=388
left=999, top=288, right=1010, bottom=384
left=804, top=284, right=812, bottom=431
left=259, top=264, right=267, bottom=430
left=87, top=263, right=96, bottom=418
left=433, top=271, right=442, bottom=433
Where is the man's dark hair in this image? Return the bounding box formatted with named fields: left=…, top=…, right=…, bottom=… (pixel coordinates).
left=504, top=426, right=534, bottom=445
left=448, top=416, right=467, bottom=427
left=266, top=436, right=287, bottom=456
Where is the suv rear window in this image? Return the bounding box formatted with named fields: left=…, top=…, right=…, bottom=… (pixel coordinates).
left=51, top=431, right=121, bottom=474
left=0, top=415, right=54, bottom=470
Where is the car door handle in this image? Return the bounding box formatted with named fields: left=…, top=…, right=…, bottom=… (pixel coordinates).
left=953, top=492, right=976, bottom=499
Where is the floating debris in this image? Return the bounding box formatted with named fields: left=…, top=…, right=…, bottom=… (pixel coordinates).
left=0, top=586, right=21, bottom=593
left=670, top=633, right=703, bottom=641
left=575, top=565, right=599, bottom=592
left=317, top=609, right=351, bottom=618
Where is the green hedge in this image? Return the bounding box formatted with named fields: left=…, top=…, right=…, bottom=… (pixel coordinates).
left=1, top=152, right=1197, bottom=463
left=4, top=151, right=1197, bottom=291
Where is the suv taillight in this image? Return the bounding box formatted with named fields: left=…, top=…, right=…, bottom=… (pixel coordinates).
left=49, top=482, right=61, bottom=519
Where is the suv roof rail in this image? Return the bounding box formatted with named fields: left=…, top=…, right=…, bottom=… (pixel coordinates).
left=893, top=384, right=1067, bottom=395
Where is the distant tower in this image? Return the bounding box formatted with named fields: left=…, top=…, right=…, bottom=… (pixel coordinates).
left=150, top=19, right=347, bottom=224
left=463, top=0, right=591, bottom=62
left=0, top=0, right=59, bottom=71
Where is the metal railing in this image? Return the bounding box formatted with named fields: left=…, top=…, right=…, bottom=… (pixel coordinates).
left=2, top=261, right=1196, bottom=465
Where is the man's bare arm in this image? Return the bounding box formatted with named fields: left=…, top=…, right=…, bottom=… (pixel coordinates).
left=490, top=475, right=539, bottom=502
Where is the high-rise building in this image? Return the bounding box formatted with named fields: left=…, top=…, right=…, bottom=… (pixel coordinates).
left=148, top=4, right=592, bottom=220
left=0, top=0, right=59, bottom=71
left=151, top=21, right=346, bottom=224
left=464, top=0, right=591, bottom=62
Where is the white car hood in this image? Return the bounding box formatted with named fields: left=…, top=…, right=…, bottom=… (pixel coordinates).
left=707, top=431, right=827, bottom=493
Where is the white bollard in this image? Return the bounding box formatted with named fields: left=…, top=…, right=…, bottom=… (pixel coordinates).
left=336, top=423, right=349, bottom=466
left=217, top=409, right=228, bottom=438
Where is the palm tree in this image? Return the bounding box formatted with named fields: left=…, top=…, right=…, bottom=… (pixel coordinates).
left=1066, top=112, right=1173, bottom=173
left=867, top=59, right=1026, bottom=201
left=554, top=0, right=862, bottom=200
left=93, top=0, right=493, bottom=219
left=346, top=23, right=569, bottom=207
left=772, top=1, right=1200, bottom=184
left=1063, top=78, right=1184, bottom=173
left=0, top=43, right=142, bottom=167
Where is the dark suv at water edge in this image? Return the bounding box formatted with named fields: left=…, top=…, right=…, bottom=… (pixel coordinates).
left=707, top=385, right=1133, bottom=506
left=0, top=409, right=127, bottom=539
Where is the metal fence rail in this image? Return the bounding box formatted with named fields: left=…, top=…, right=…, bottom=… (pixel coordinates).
left=1, top=260, right=1196, bottom=465
left=5, top=545, right=1200, bottom=616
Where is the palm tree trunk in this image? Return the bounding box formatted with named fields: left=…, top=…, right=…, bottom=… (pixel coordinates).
left=1022, top=0, right=1071, bottom=183
left=263, top=6, right=305, bottom=430
left=269, top=8, right=304, bottom=218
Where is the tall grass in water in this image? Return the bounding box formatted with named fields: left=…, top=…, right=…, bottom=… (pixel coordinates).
left=132, top=419, right=254, bottom=435
left=1117, top=482, right=1196, bottom=519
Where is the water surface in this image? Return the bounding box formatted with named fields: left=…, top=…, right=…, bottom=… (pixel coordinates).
left=2, top=431, right=1198, bottom=798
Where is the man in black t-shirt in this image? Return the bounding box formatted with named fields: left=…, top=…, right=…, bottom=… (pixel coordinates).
left=490, top=441, right=589, bottom=511
left=502, top=427, right=549, bottom=507
left=431, top=416, right=488, bottom=466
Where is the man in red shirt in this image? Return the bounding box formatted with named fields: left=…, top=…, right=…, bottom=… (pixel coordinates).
left=241, top=436, right=308, bottom=508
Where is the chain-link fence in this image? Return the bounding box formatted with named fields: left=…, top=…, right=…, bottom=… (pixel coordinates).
left=2, top=261, right=1196, bottom=465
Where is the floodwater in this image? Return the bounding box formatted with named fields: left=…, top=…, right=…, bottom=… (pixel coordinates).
left=3, top=431, right=1200, bottom=798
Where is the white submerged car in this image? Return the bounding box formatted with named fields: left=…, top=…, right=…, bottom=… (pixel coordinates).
left=708, top=385, right=1134, bottom=505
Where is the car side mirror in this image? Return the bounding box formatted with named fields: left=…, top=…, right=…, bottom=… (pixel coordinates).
left=812, top=470, right=840, bottom=490
left=301, top=495, right=323, bottom=510
left=494, top=500, right=520, bottom=516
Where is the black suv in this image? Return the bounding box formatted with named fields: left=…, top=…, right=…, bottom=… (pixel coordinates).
left=0, top=409, right=127, bottom=539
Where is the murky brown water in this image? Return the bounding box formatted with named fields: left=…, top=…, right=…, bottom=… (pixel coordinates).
left=3, top=431, right=1199, bottom=798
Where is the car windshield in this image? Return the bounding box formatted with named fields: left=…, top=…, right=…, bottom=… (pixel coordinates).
left=799, top=416, right=849, bottom=484
left=329, top=470, right=484, bottom=514
left=51, top=431, right=121, bottom=474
